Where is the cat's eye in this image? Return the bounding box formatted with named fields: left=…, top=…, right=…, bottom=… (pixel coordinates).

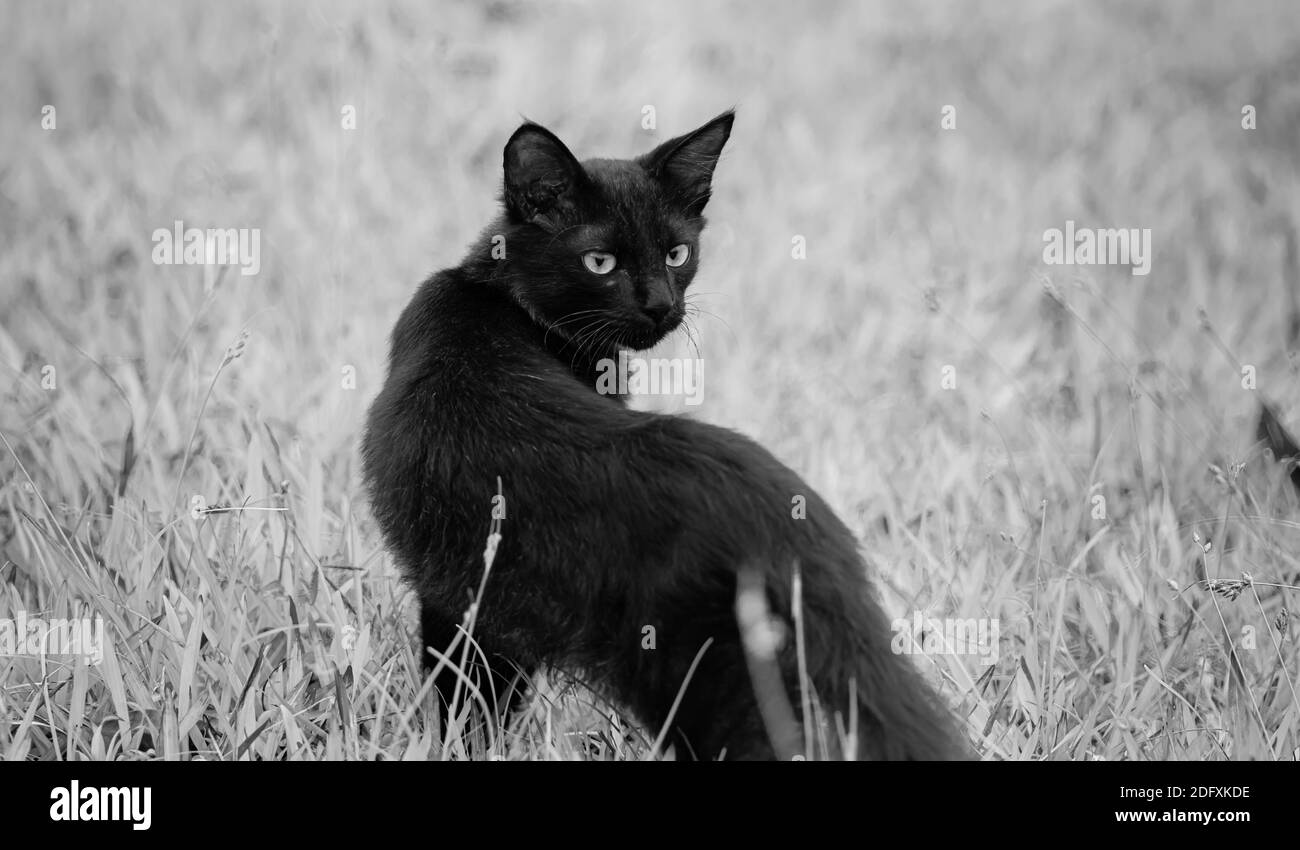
left=583, top=251, right=617, bottom=275
left=665, top=244, right=690, bottom=268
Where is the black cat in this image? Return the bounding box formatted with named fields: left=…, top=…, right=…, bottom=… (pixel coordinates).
left=362, top=110, right=968, bottom=759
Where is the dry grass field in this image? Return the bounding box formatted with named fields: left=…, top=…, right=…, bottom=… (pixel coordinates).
left=2, top=0, right=1300, bottom=760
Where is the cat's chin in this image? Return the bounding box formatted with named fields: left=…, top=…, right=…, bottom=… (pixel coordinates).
left=625, top=314, right=684, bottom=351
left=623, top=326, right=675, bottom=351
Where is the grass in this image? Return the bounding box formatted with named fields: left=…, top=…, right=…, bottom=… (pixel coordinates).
left=2, top=0, right=1299, bottom=760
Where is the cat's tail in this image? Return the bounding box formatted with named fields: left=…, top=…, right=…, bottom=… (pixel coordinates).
left=745, top=559, right=973, bottom=760
left=837, top=591, right=974, bottom=760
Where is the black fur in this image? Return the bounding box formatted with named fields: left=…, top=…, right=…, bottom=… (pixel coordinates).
left=362, top=111, right=968, bottom=759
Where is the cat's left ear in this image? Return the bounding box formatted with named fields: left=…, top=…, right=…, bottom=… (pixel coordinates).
left=640, top=110, right=734, bottom=217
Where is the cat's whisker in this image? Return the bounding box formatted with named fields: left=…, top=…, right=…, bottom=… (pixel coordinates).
left=543, top=308, right=610, bottom=349
left=567, top=319, right=614, bottom=372
left=599, top=325, right=624, bottom=358
left=680, top=319, right=703, bottom=360
left=569, top=315, right=609, bottom=346
left=685, top=304, right=737, bottom=344
left=564, top=318, right=605, bottom=354
left=583, top=323, right=620, bottom=375
left=550, top=310, right=611, bottom=331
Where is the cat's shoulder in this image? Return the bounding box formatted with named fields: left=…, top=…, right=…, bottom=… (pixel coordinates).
left=390, top=266, right=502, bottom=349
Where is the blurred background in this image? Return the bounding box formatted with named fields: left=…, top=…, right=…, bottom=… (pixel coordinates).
left=2, top=0, right=1299, bottom=760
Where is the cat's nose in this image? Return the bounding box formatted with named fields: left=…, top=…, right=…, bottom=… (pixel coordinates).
left=642, top=297, right=673, bottom=326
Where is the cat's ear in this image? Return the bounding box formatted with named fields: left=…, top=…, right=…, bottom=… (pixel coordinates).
left=503, top=122, right=588, bottom=229
left=640, top=110, right=734, bottom=216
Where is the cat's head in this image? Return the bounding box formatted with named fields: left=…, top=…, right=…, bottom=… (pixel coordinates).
left=495, top=110, right=733, bottom=352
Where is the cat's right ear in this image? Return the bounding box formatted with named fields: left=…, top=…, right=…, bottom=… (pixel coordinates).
left=503, top=123, right=588, bottom=229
